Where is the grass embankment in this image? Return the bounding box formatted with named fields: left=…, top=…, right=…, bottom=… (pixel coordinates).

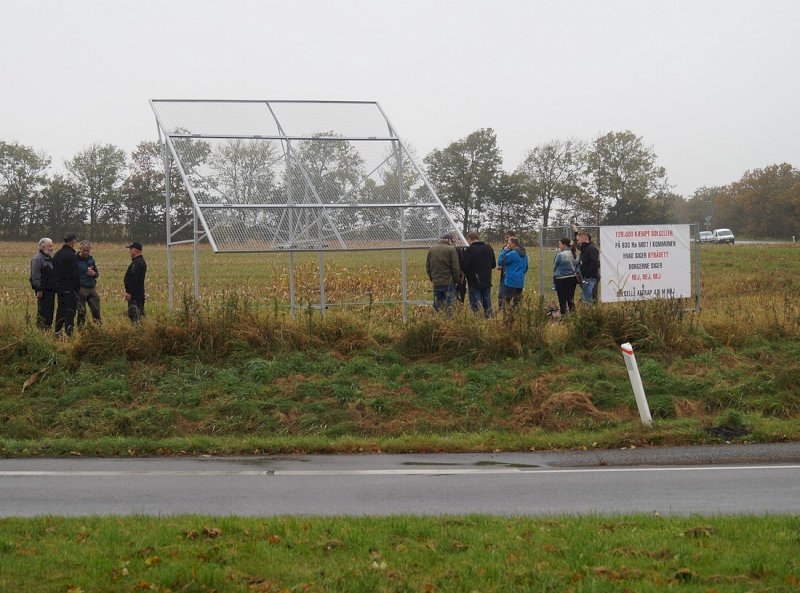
left=2, top=515, right=799, bottom=593
left=1, top=242, right=799, bottom=456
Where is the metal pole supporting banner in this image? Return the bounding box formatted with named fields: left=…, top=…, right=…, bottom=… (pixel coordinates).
left=693, top=223, right=702, bottom=312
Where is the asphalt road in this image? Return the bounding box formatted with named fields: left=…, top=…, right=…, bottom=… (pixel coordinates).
left=1, top=443, right=799, bottom=516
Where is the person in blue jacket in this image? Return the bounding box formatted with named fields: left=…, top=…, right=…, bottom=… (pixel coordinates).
left=497, top=236, right=528, bottom=309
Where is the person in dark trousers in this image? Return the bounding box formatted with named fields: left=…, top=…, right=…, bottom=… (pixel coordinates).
left=29, top=237, right=56, bottom=330
left=52, top=233, right=81, bottom=337
left=572, top=225, right=600, bottom=303
left=455, top=245, right=468, bottom=304
left=496, top=229, right=514, bottom=311
left=461, top=231, right=496, bottom=317
left=124, top=241, right=147, bottom=322
left=497, top=236, right=528, bottom=309
left=553, top=237, right=578, bottom=316
left=76, top=240, right=101, bottom=325
left=425, top=233, right=461, bottom=316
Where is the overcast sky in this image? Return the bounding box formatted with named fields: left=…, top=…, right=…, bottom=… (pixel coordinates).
left=1, top=0, right=798, bottom=197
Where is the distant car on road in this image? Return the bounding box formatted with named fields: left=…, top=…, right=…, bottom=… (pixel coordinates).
left=698, top=231, right=713, bottom=243
left=712, top=228, right=735, bottom=244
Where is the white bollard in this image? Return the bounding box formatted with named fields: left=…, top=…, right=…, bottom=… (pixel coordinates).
left=620, top=342, right=653, bottom=427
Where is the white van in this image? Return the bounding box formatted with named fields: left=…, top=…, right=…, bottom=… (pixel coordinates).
left=712, top=228, right=735, bottom=244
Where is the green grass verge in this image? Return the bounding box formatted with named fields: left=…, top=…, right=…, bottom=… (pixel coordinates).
left=2, top=242, right=800, bottom=457
left=1, top=515, right=798, bottom=592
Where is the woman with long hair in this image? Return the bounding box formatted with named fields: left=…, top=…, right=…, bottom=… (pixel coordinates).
left=553, top=237, right=578, bottom=316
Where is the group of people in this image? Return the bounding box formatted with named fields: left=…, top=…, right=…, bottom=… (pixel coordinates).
left=425, top=224, right=600, bottom=318
left=426, top=229, right=529, bottom=317
left=29, top=234, right=148, bottom=336
left=552, top=225, right=600, bottom=316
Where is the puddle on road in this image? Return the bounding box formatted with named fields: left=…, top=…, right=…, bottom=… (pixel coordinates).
left=402, top=460, right=540, bottom=468
left=227, top=457, right=312, bottom=466
left=473, top=460, right=539, bottom=468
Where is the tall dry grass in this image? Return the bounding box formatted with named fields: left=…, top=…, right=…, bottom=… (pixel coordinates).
left=2, top=241, right=799, bottom=359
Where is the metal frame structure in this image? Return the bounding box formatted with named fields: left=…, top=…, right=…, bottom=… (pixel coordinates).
left=150, top=99, right=465, bottom=319
left=537, top=224, right=701, bottom=311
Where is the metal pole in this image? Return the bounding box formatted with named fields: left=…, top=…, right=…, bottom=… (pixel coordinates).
left=289, top=252, right=295, bottom=319
left=193, top=207, right=200, bottom=300
left=395, top=140, right=408, bottom=323
left=401, top=245, right=408, bottom=323
left=319, top=250, right=326, bottom=315
left=538, top=227, right=546, bottom=297
left=161, top=135, right=174, bottom=310
left=693, top=223, right=701, bottom=312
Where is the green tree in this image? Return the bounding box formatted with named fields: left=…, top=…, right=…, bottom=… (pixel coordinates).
left=66, top=143, right=127, bottom=240
left=715, top=163, right=800, bottom=238
left=286, top=134, right=366, bottom=239
left=587, top=131, right=670, bottom=225
left=484, top=171, right=530, bottom=241
left=517, top=139, right=587, bottom=228
left=423, top=128, right=502, bottom=234
left=149, top=136, right=211, bottom=241
left=0, top=141, right=50, bottom=239
left=122, top=143, right=167, bottom=243
left=683, top=186, right=725, bottom=229
left=37, top=175, right=85, bottom=240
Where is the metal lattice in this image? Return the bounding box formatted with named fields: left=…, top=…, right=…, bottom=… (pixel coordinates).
left=151, top=100, right=464, bottom=252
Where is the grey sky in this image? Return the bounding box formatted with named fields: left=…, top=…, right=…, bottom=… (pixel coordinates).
left=1, top=0, right=797, bottom=197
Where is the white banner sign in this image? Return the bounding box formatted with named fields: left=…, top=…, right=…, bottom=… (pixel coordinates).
left=599, top=224, right=691, bottom=302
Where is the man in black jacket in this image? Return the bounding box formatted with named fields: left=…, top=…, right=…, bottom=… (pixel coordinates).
left=29, top=237, right=56, bottom=330
left=576, top=231, right=600, bottom=303
left=461, top=231, right=496, bottom=317
left=52, top=233, right=81, bottom=337
left=124, top=241, right=147, bottom=322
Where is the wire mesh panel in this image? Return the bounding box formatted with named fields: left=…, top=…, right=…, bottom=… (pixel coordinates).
left=151, top=100, right=462, bottom=252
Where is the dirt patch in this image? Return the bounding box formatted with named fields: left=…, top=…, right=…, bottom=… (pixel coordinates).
left=672, top=397, right=707, bottom=418
left=508, top=390, right=613, bottom=431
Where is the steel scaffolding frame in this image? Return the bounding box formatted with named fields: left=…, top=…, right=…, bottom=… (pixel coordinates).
left=151, top=99, right=465, bottom=319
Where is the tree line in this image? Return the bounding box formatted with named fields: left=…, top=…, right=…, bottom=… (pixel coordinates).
left=1, top=130, right=798, bottom=244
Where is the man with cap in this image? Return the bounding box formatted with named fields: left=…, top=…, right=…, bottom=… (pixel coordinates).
left=425, top=233, right=461, bottom=315
left=52, top=233, right=81, bottom=337
left=124, top=241, right=147, bottom=322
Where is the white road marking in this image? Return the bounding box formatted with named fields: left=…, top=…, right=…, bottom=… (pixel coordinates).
left=0, top=465, right=798, bottom=477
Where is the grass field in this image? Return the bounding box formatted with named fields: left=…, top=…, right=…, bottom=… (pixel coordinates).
left=1, top=514, right=799, bottom=593
left=2, top=242, right=799, bottom=591
left=1, top=241, right=799, bottom=456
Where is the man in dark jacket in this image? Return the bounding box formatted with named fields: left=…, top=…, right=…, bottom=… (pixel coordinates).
left=461, top=231, right=496, bottom=317
left=425, top=233, right=461, bottom=315
left=52, top=233, right=81, bottom=337
left=124, top=241, right=147, bottom=322
left=576, top=231, right=600, bottom=303
left=76, top=240, right=101, bottom=325
left=29, top=237, right=56, bottom=330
